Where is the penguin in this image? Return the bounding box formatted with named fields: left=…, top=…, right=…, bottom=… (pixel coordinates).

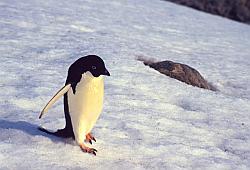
left=39, top=55, right=110, bottom=155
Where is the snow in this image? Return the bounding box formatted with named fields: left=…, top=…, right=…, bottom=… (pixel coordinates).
left=0, top=0, right=250, bottom=169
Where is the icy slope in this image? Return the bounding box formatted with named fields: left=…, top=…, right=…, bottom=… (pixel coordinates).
left=0, top=0, right=250, bottom=169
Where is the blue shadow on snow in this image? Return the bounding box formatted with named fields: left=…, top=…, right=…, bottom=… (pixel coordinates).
left=0, top=119, right=68, bottom=143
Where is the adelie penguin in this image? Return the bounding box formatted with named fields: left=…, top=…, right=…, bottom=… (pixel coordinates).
left=39, top=55, right=110, bottom=156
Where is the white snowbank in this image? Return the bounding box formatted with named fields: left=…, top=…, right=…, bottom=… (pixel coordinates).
left=0, top=0, right=249, bottom=169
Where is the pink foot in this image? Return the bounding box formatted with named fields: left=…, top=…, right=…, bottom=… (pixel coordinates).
left=85, top=133, right=96, bottom=145
left=80, top=143, right=97, bottom=156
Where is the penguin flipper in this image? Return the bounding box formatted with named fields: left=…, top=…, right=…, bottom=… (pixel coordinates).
left=39, top=83, right=71, bottom=119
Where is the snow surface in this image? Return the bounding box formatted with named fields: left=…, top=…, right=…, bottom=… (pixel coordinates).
left=1, top=0, right=250, bottom=169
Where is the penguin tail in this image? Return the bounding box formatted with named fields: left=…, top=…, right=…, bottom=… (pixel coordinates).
left=38, top=127, right=73, bottom=138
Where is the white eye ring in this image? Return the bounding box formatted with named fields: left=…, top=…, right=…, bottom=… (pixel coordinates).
left=92, top=66, right=96, bottom=70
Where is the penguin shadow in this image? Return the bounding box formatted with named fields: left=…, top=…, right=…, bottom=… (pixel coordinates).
left=0, top=119, right=72, bottom=144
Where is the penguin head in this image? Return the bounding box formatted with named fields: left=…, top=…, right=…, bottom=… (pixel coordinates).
left=70, top=55, right=110, bottom=78
left=86, top=55, right=110, bottom=77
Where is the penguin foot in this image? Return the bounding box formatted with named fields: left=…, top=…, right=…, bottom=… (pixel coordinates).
left=80, top=144, right=97, bottom=156
left=85, top=133, right=96, bottom=145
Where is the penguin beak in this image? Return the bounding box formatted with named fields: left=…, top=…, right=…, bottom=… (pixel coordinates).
left=103, top=68, right=110, bottom=76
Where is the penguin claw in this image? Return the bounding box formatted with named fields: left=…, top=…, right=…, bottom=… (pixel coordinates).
left=85, top=133, right=96, bottom=144
left=80, top=144, right=97, bottom=156
left=85, top=148, right=97, bottom=156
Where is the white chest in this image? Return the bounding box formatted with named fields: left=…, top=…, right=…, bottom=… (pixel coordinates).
left=68, top=72, right=104, bottom=144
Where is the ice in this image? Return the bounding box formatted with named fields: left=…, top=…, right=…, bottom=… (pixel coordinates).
left=0, top=0, right=250, bottom=169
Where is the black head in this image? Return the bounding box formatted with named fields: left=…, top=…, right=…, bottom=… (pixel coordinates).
left=67, top=55, right=110, bottom=94
left=69, top=55, right=110, bottom=78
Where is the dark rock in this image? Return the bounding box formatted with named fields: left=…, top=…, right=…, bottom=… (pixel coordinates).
left=138, top=56, right=216, bottom=91
left=164, top=0, right=250, bottom=24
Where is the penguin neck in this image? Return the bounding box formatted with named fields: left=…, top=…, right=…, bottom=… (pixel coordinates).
left=81, top=71, right=103, bottom=82
left=75, top=71, right=104, bottom=93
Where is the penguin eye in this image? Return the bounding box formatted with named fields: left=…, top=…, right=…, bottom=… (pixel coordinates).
left=92, top=66, right=96, bottom=70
